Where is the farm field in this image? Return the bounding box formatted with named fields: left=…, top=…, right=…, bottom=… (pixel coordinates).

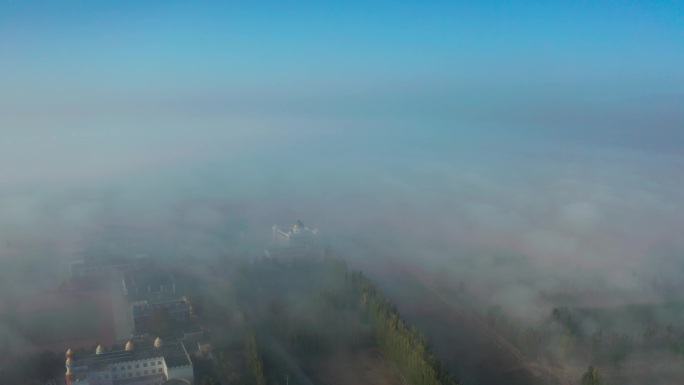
left=357, top=260, right=550, bottom=385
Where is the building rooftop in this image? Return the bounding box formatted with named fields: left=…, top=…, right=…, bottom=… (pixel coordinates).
left=74, top=340, right=191, bottom=370
left=132, top=298, right=191, bottom=318
left=274, top=221, right=319, bottom=237
left=162, top=379, right=192, bottom=385
left=71, top=254, right=151, bottom=268
left=124, top=268, right=175, bottom=292
left=117, top=373, right=166, bottom=384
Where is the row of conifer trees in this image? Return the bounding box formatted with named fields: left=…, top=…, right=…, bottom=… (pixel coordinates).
left=346, top=269, right=461, bottom=385
left=244, top=329, right=267, bottom=385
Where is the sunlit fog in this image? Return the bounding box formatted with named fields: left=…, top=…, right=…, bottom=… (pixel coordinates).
left=1, top=2, right=683, bottom=385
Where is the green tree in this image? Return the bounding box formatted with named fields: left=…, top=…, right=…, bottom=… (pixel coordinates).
left=349, top=269, right=461, bottom=385
left=201, top=375, right=221, bottom=385
left=580, top=365, right=603, bottom=385
left=245, top=329, right=267, bottom=385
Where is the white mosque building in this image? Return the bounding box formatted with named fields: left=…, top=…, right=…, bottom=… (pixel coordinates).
left=264, top=220, right=323, bottom=259
left=65, top=338, right=193, bottom=385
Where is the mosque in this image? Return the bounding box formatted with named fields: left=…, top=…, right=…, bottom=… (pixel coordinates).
left=64, top=337, right=193, bottom=385
left=264, top=220, right=323, bottom=258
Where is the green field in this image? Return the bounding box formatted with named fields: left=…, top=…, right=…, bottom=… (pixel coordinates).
left=16, top=303, right=101, bottom=344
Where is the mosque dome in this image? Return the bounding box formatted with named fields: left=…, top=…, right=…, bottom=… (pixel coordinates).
left=65, top=356, right=73, bottom=370
left=96, top=344, right=105, bottom=355
left=125, top=340, right=134, bottom=351
left=154, top=337, right=163, bottom=348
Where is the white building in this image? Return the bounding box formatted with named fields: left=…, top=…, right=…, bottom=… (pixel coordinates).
left=65, top=338, right=193, bottom=385
left=264, top=221, right=323, bottom=259
left=272, top=220, right=319, bottom=247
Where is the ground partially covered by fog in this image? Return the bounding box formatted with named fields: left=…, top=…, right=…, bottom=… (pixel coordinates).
left=1, top=95, right=684, bottom=385
left=2, top=109, right=683, bottom=306
left=2, top=4, right=683, bottom=384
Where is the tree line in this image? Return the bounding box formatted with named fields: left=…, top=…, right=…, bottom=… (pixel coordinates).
left=345, top=267, right=462, bottom=385
left=237, top=257, right=462, bottom=385
left=245, top=329, right=267, bottom=385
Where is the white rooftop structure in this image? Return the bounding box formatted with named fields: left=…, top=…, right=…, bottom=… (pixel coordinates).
left=271, top=220, right=319, bottom=248
left=64, top=338, right=193, bottom=385
left=265, top=220, right=323, bottom=259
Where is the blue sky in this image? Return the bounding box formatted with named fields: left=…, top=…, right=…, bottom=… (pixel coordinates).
left=0, top=1, right=682, bottom=189
left=2, top=1, right=682, bottom=104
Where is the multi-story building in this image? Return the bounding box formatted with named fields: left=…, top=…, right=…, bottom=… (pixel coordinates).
left=132, top=297, right=193, bottom=335
left=122, top=268, right=177, bottom=302
left=264, top=221, right=323, bottom=259
left=65, top=338, right=193, bottom=385
left=271, top=220, right=319, bottom=247
left=69, top=254, right=152, bottom=278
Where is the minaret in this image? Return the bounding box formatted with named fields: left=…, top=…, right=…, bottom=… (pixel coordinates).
left=65, top=348, right=73, bottom=385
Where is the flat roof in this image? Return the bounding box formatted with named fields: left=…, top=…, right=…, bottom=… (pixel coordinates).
left=71, top=255, right=151, bottom=268
left=76, top=341, right=191, bottom=370
left=116, top=373, right=166, bottom=385
left=132, top=299, right=190, bottom=317
left=124, top=268, right=175, bottom=291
